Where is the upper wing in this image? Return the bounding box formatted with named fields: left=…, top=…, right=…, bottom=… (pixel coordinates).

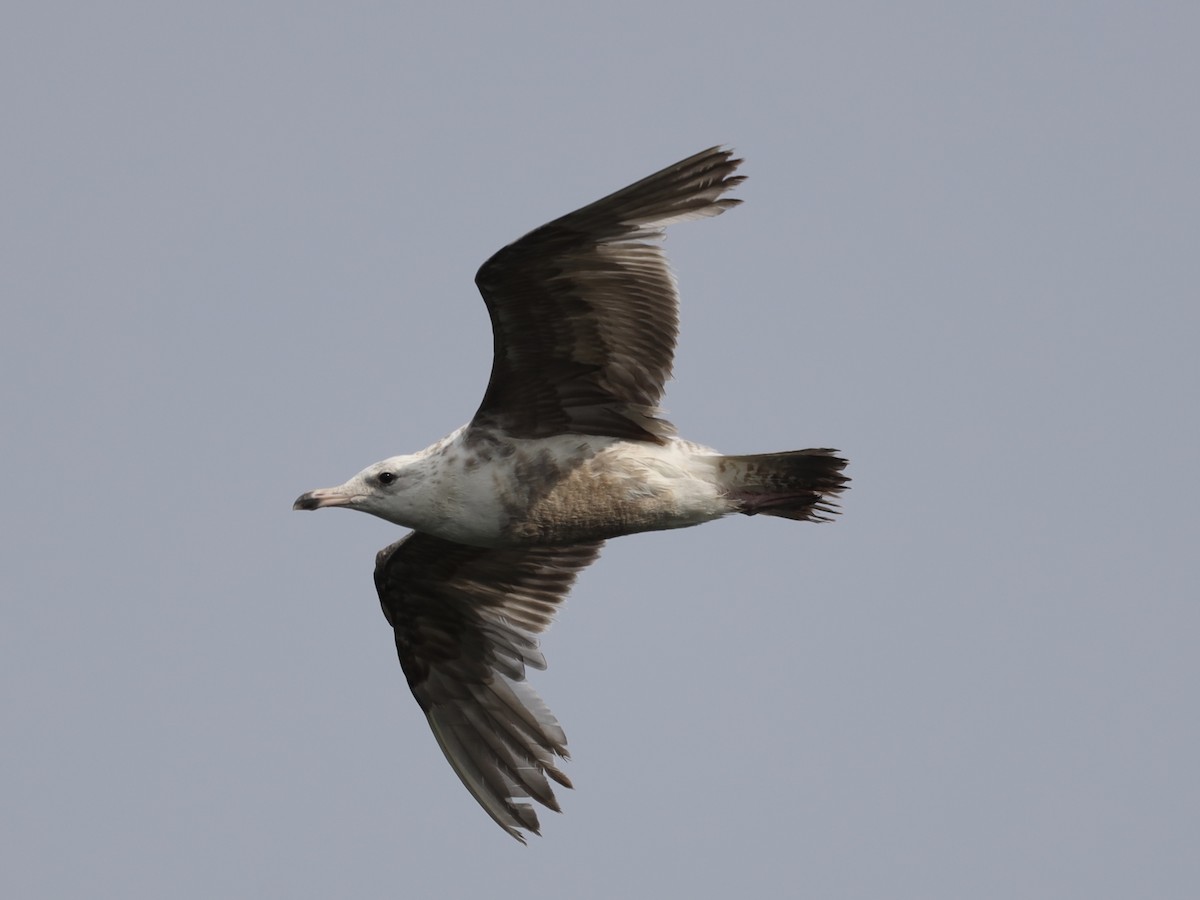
left=373, top=531, right=603, bottom=843
left=470, top=146, right=744, bottom=443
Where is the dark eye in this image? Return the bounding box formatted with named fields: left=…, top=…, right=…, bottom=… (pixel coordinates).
left=378, top=472, right=396, bottom=485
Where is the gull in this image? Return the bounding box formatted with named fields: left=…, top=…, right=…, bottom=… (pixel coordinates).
left=294, top=147, right=849, bottom=842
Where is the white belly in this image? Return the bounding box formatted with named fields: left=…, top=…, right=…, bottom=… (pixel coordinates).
left=421, top=433, right=732, bottom=546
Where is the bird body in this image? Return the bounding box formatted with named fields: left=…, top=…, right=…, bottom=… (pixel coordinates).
left=297, top=428, right=733, bottom=547
left=294, top=147, right=849, bottom=842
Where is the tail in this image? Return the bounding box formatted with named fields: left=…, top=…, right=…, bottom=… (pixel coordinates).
left=718, top=449, right=849, bottom=522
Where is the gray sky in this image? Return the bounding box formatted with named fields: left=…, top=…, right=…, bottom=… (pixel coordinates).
left=3, top=3, right=1197, bottom=897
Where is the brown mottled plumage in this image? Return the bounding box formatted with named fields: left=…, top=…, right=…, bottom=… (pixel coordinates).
left=294, top=147, right=849, bottom=842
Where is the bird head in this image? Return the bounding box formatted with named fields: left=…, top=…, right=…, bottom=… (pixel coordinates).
left=293, top=455, right=421, bottom=525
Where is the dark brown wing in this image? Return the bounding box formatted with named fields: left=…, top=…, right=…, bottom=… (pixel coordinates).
left=471, top=146, right=744, bottom=443
left=373, top=532, right=603, bottom=843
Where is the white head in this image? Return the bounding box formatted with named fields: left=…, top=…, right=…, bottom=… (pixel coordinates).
left=293, top=454, right=425, bottom=528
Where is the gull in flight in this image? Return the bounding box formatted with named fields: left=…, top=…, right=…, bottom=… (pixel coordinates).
left=294, top=147, right=849, bottom=842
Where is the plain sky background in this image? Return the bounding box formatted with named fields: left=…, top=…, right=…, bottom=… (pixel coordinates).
left=3, top=3, right=1197, bottom=898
